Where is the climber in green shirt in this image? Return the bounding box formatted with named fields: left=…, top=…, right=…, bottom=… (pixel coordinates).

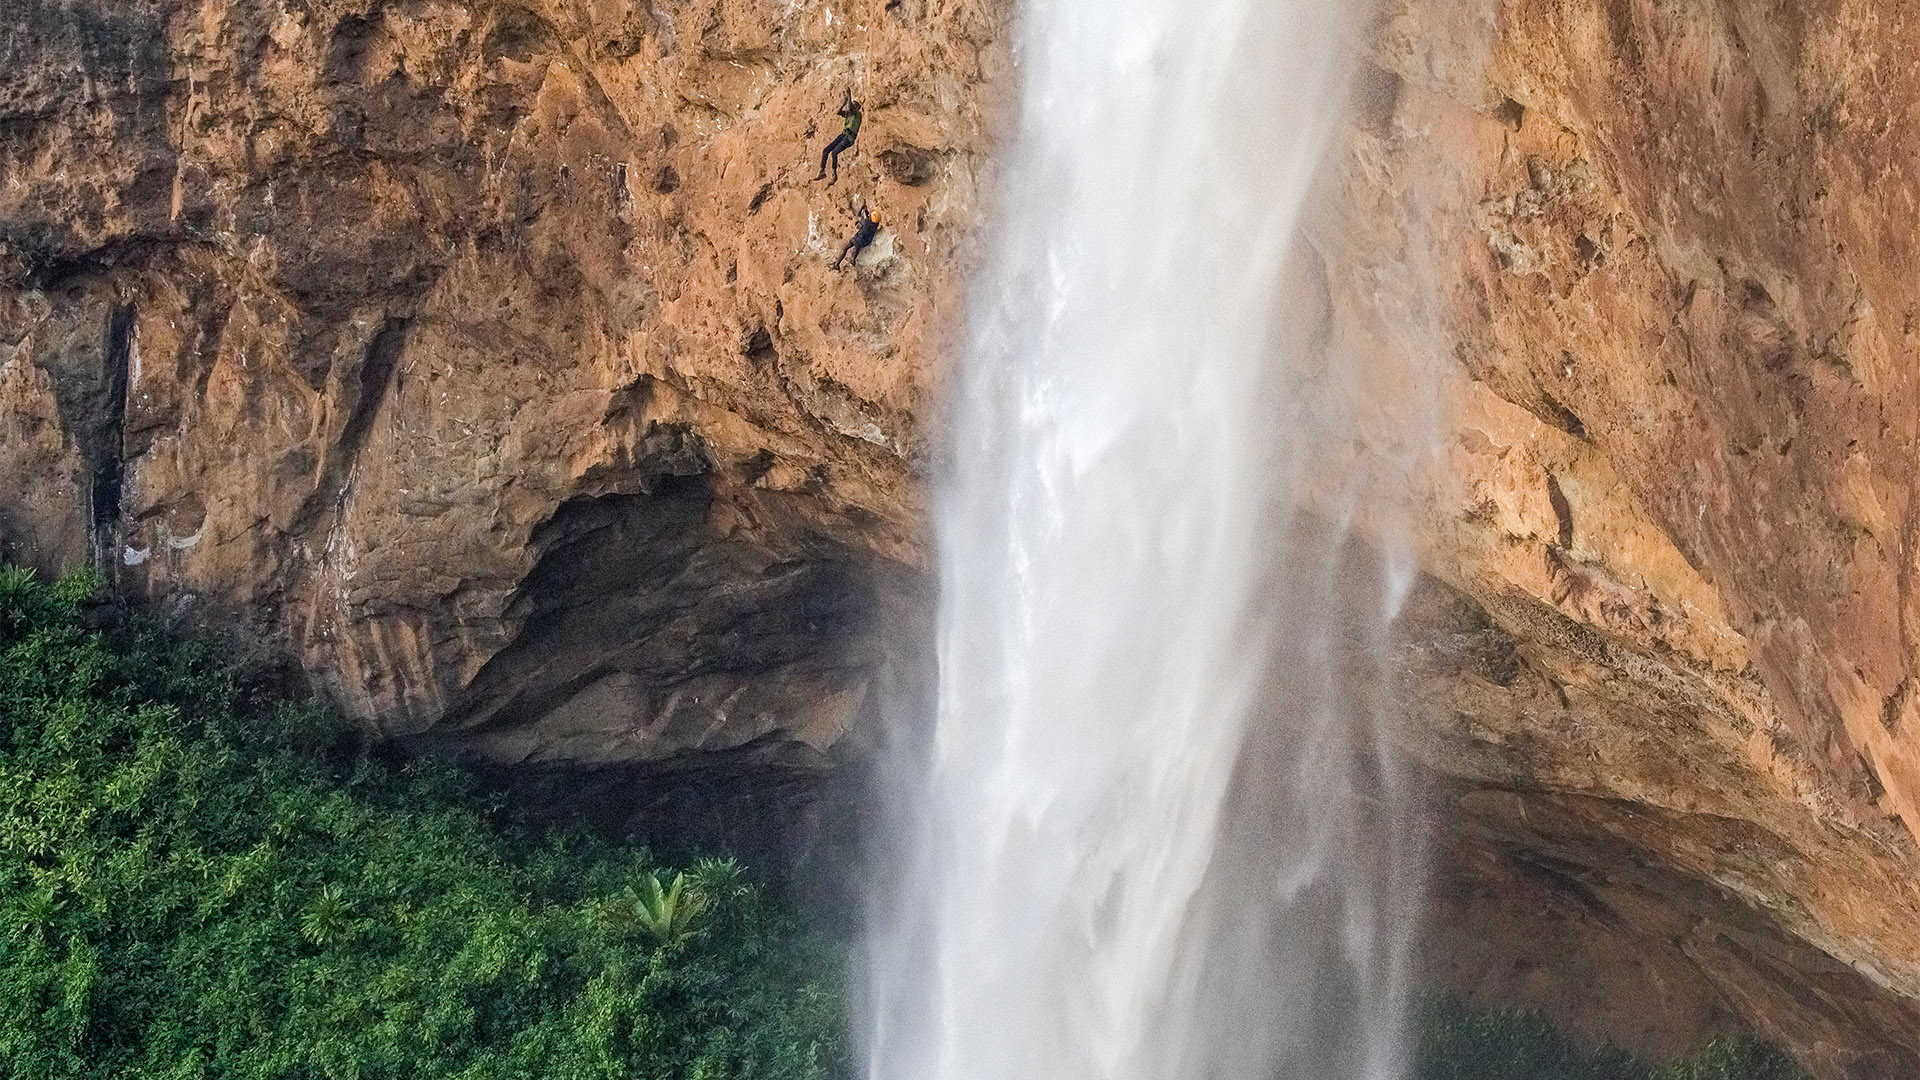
left=815, top=89, right=863, bottom=185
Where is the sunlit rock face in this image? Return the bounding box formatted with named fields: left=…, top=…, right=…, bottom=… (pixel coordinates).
left=11, top=0, right=1920, bottom=1074
left=1335, top=2, right=1920, bottom=1075
left=0, top=0, right=997, bottom=765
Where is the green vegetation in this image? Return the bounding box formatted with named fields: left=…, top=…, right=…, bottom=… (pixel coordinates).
left=603, top=868, right=715, bottom=947
left=0, top=564, right=1823, bottom=1080
left=0, top=567, right=846, bottom=1080
left=1415, top=996, right=1808, bottom=1080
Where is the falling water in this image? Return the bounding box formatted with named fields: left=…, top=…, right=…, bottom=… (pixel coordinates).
left=865, top=0, right=1428, bottom=1077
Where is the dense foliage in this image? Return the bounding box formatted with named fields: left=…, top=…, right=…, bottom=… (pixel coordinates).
left=0, top=564, right=1823, bottom=1080
left=0, top=567, right=846, bottom=1080
left=1415, top=996, right=1808, bottom=1080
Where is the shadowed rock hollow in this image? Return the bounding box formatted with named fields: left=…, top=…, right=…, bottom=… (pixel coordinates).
left=9, top=0, right=1920, bottom=1075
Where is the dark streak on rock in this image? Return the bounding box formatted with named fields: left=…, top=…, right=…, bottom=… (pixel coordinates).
left=1881, top=677, right=1908, bottom=732
left=288, top=318, right=408, bottom=535
left=1547, top=473, right=1576, bottom=550
left=89, top=303, right=134, bottom=572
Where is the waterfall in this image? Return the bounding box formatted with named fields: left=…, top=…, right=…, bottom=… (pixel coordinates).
left=865, top=0, right=1429, bottom=1077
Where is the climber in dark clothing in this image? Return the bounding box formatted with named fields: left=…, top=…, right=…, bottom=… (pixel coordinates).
left=815, top=89, right=863, bottom=184
left=831, top=205, right=881, bottom=270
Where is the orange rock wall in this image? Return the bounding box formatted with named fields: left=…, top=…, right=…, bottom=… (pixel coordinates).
left=1, top=0, right=999, bottom=763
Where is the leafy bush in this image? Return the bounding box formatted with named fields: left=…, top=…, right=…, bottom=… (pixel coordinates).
left=601, top=871, right=711, bottom=947
left=1656, top=1038, right=1809, bottom=1080
left=1414, top=996, right=1807, bottom=1080
left=0, top=567, right=847, bottom=1080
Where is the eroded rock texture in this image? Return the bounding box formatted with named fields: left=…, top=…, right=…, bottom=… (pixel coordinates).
left=1333, top=1, right=1920, bottom=1074
left=10, top=0, right=1920, bottom=1075
left=1, top=0, right=993, bottom=764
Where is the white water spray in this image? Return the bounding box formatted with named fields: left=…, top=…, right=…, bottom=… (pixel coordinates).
left=866, top=0, right=1429, bottom=1077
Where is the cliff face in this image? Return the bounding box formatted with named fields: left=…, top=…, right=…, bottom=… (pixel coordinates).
left=1342, top=1, right=1920, bottom=1073
left=7, top=0, right=1920, bottom=1074
left=1, top=0, right=996, bottom=764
